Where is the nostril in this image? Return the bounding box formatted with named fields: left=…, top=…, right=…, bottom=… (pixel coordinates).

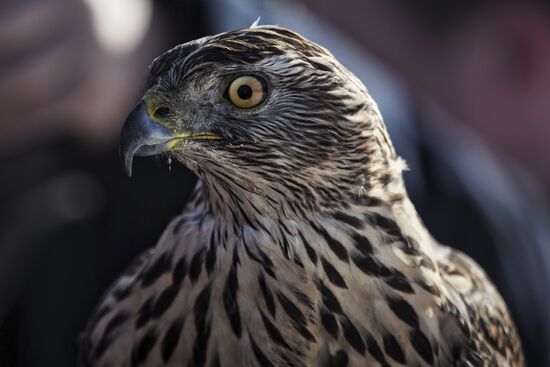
left=153, top=106, right=171, bottom=120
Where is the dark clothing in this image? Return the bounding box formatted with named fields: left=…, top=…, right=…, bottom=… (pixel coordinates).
left=0, top=138, right=196, bottom=366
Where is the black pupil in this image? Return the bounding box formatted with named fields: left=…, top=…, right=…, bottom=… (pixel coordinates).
left=237, top=84, right=253, bottom=100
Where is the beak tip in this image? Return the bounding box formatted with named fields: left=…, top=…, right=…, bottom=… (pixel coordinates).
left=119, top=138, right=134, bottom=178
left=125, top=165, right=133, bottom=178
left=121, top=147, right=134, bottom=177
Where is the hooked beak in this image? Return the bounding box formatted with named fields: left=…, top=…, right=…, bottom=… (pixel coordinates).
left=120, top=101, right=220, bottom=177
left=120, top=101, right=174, bottom=177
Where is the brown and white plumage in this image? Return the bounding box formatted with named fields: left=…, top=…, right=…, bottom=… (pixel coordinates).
left=79, top=26, right=524, bottom=367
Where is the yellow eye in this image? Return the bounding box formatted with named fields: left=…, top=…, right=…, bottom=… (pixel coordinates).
left=227, top=75, right=267, bottom=109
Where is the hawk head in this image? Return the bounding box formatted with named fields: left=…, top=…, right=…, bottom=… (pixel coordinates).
left=121, top=26, right=400, bottom=212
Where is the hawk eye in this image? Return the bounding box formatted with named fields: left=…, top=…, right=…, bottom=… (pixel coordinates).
left=227, top=75, right=267, bottom=109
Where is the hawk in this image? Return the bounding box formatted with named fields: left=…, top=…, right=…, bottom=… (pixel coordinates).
left=79, top=26, right=524, bottom=366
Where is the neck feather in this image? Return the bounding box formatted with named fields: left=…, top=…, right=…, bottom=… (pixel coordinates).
left=172, top=161, right=431, bottom=269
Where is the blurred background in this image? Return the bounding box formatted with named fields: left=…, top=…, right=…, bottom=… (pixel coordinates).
left=0, top=0, right=548, bottom=366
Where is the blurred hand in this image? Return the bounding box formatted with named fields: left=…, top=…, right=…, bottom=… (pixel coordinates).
left=0, top=0, right=161, bottom=151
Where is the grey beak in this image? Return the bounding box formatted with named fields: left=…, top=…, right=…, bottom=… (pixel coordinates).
left=120, top=101, right=174, bottom=177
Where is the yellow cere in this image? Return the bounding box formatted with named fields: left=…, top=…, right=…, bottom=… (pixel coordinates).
left=143, top=96, right=163, bottom=122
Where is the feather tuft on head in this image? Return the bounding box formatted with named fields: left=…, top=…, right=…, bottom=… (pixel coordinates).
left=250, top=17, right=261, bottom=28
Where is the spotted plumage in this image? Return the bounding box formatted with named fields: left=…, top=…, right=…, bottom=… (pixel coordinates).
left=79, top=25, right=524, bottom=366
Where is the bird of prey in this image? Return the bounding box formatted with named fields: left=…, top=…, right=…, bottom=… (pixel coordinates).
left=79, top=26, right=524, bottom=367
